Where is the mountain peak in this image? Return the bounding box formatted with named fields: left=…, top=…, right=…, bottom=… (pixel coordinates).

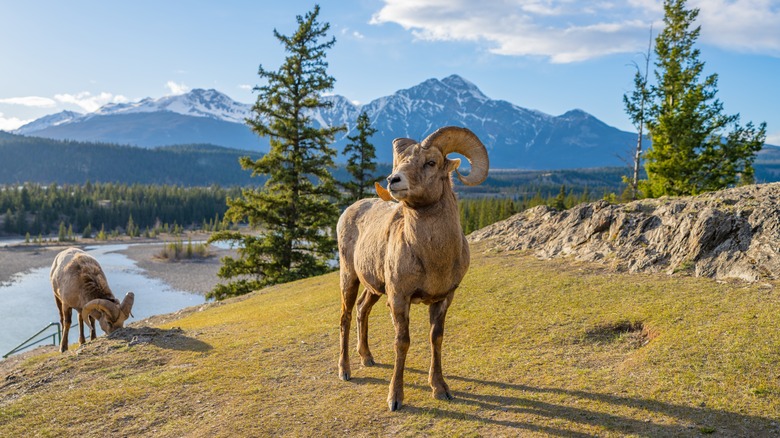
left=441, top=74, right=479, bottom=91
left=14, top=110, right=84, bottom=135
left=91, top=88, right=251, bottom=124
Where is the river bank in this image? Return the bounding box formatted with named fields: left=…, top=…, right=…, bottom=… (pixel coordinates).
left=0, top=235, right=235, bottom=296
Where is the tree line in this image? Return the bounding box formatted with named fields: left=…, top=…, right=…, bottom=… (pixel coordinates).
left=0, top=183, right=240, bottom=237
left=459, top=186, right=595, bottom=235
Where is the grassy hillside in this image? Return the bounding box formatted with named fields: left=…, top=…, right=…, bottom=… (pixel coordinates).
left=1, top=243, right=779, bottom=436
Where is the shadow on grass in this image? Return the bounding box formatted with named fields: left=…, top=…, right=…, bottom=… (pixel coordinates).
left=353, top=363, right=778, bottom=436
left=108, top=327, right=212, bottom=352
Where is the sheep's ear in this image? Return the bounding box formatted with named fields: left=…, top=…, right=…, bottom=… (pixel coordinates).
left=446, top=158, right=461, bottom=173
left=375, top=182, right=394, bottom=202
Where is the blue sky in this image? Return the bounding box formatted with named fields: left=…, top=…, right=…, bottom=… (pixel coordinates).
left=1, top=0, right=778, bottom=144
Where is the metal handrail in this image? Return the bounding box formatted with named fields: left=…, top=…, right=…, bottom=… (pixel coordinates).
left=3, top=322, right=61, bottom=359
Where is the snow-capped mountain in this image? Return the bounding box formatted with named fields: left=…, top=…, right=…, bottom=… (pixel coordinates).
left=94, top=88, right=252, bottom=123
left=14, top=76, right=639, bottom=169
left=325, top=75, right=636, bottom=169
left=14, top=110, right=83, bottom=135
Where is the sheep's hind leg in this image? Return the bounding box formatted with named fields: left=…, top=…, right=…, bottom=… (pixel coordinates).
left=55, top=295, right=70, bottom=353
left=60, top=306, right=72, bottom=353
left=356, top=289, right=381, bottom=366
left=339, top=272, right=359, bottom=381
left=428, top=292, right=454, bottom=401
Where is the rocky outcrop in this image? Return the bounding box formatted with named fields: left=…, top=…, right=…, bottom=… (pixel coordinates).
left=468, top=183, right=780, bottom=281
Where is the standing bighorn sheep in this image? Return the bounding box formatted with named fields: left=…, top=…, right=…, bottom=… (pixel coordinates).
left=337, top=126, right=489, bottom=411
left=50, top=247, right=135, bottom=352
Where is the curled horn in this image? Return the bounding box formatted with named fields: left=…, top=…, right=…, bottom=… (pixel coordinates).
left=420, top=126, right=489, bottom=186
left=119, top=292, right=135, bottom=319
left=82, top=299, right=120, bottom=323
left=392, top=138, right=417, bottom=169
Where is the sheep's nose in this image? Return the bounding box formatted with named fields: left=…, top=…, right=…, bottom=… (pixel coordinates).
left=387, top=174, right=401, bottom=185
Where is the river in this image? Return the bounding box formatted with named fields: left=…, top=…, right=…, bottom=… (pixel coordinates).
left=0, top=244, right=205, bottom=356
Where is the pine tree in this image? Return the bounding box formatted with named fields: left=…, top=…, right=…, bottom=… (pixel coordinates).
left=208, top=5, right=345, bottom=300
left=126, top=214, right=138, bottom=238
left=58, top=221, right=67, bottom=242
left=553, top=185, right=567, bottom=210
left=641, top=0, right=766, bottom=197
left=340, top=111, right=379, bottom=205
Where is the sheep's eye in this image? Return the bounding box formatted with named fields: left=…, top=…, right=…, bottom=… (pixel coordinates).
left=424, top=160, right=436, bottom=168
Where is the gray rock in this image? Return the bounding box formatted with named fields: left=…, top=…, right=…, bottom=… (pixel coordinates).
left=468, top=183, right=780, bottom=281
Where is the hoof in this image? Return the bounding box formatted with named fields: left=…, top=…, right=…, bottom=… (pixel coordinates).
left=361, top=356, right=375, bottom=367
left=389, top=399, right=402, bottom=411
left=432, top=382, right=453, bottom=401
left=339, top=370, right=351, bottom=381
left=433, top=389, right=454, bottom=401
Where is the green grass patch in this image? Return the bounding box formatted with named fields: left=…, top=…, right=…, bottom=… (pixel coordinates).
left=1, top=243, right=779, bottom=436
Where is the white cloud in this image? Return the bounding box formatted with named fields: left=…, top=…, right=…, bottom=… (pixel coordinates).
left=0, top=96, right=57, bottom=108
left=766, top=132, right=780, bottom=146
left=0, top=112, right=32, bottom=131
left=166, top=81, right=190, bottom=95
left=340, top=27, right=366, bottom=39
left=370, top=0, right=780, bottom=62
left=693, top=0, right=780, bottom=55
left=238, top=84, right=253, bottom=91
left=54, top=92, right=129, bottom=113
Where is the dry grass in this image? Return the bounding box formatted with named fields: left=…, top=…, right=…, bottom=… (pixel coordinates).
left=1, top=242, right=779, bottom=436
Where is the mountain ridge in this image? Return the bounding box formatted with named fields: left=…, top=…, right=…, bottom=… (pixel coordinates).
left=1, top=75, right=720, bottom=169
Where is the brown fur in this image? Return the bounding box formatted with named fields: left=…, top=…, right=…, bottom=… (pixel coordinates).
left=50, top=247, right=132, bottom=352
left=72, top=259, right=118, bottom=304
left=337, top=129, right=486, bottom=411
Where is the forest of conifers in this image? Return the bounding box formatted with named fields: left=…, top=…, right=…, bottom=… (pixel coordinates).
left=0, top=183, right=240, bottom=237
left=0, top=182, right=598, bottom=239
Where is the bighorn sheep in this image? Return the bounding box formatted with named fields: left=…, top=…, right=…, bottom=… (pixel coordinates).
left=50, top=247, right=135, bottom=352
left=337, top=126, right=489, bottom=411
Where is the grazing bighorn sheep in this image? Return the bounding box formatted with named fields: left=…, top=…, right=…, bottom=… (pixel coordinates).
left=337, top=126, right=489, bottom=411
left=50, top=247, right=135, bottom=352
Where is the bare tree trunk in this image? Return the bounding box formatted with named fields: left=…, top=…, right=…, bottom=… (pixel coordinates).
left=631, top=27, right=653, bottom=200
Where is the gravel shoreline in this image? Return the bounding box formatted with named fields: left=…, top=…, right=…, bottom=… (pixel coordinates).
left=0, top=239, right=236, bottom=297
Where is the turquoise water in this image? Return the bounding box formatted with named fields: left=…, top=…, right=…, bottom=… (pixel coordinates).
left=0, top=244, right=204, bottom=356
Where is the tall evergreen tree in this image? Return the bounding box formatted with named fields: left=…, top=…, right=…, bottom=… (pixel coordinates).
left=340, top=111, right=379, bottom=206
left=641, top=0, right=766, bottom=197
left=208, top=5, right=345, bottom=300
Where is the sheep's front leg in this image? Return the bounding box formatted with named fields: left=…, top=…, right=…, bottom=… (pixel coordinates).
left=339, top=272, right=360, bottom=381
left=388, top=295, right=411, bottom=411
left=87, top=314, right=97, bottom=340
left=429, top=292, right=454, bottom=401
left=77, top=311, right=87, bottom=345
left=356, top=289, right=381, bottom=366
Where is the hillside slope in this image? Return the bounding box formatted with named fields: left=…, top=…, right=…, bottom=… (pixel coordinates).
left=1, top=245, right=778, bottom=436
left=0, top=133, right=263, bottom=186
